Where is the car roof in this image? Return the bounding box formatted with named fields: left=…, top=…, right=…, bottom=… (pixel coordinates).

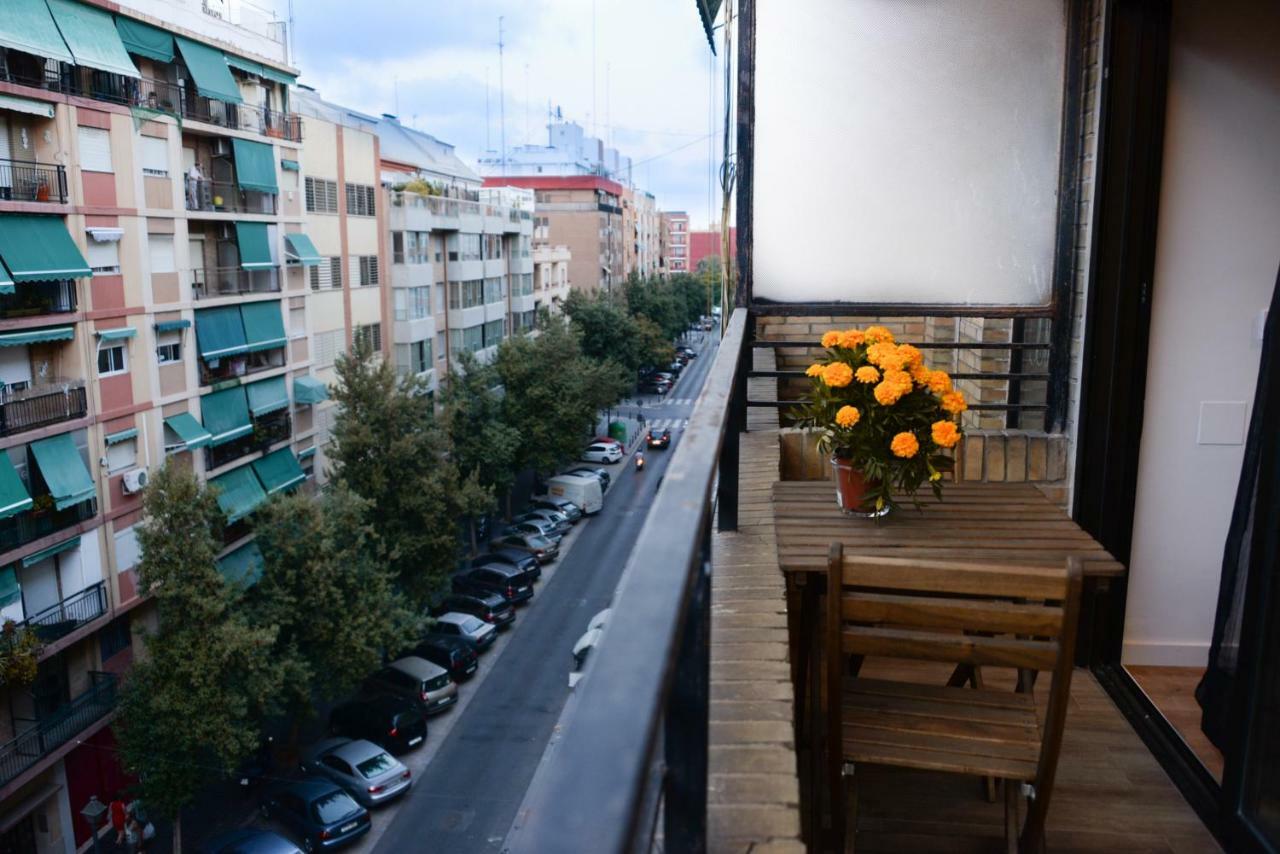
left=436, top=611, right=479, bottom=627
left=274, top=778, right=346, bottom=801
left=327, top=738, right=389, bottom=764
left=418, top=634, right=469, bottom=652
left=203, top=829, right=302, bottom=854
left=388, top=655, right=448, bottom=680
left=338, top=693, right=414, bottom=715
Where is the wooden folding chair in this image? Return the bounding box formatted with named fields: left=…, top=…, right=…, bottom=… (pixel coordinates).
left=824, top=544, right=1083, bottom=853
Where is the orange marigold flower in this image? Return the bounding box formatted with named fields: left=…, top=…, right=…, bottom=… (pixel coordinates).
left=931, top=420, right=961, bottom=449
left=926, top=370, right=953, bottom=394
left=890, top=432, right=920, bottom=458
left=805, top=363, right=825, bottom=378
left=821, top=362, right=854, bottom=388
left=909, top=362, right=930, bottom=383
left=941, top=390, right=968, bottom=415
left=835, top=405, right=861, bottom=428
left=864, top=325, right=895, bottom=344
left=839, top=329, right=865, bottom=349
left=855, top=365, right=880, bottom=384
left=866, top=342, right=907, bottom=371
left=821, top=330, right=842, bottom=348
left=874, top=377, right=907, bottom=406
left=896, top=344, right=923, bottom=367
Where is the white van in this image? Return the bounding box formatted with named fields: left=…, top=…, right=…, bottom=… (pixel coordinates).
left=544, top=474, right=603, bottom=515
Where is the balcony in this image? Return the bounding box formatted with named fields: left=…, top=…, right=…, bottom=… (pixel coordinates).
left=183, top=93, right=303, bottom=142
left=11, top=581, right=106, bottom=645
left=0, top=380, right=88, bottom=437
left=0, top=671, right=117, bottom=788
left=0, top=281, right=77, bottom=320
left=0, top=159, right=68, bottom=205
left=186, top=178, right=277, bottom=215
left=192, top=266, right=281, bottom=300
left=205, top=410, right=291, bottom=471
left=0, top=498, right=96, bottom=556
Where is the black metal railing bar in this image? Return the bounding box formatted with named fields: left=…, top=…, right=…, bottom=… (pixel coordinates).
left=0, top=671, right=117, bottom=786
left=14, top=580, right=107, bottom=643
left=0, top=159, right=68, bottom=204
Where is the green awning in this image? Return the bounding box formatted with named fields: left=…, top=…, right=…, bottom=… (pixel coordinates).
left=0, top=0, right=74, bottom=65
left=200, top=386, right=252, bottom=446
left=154, top=319, right=191, bottom=333
left=297, top=446, right=316, bottom=460
left=224, top=55, right=265, bottom=78
left=0, top=94, right=55, bottom=119
left=0, top=326, right=74, bottom=348
left=211, top=465, right=266, bottom=523
left=105, top=427, right=138, bottom=445
left=96, top=327, right=137, bottom=341
left=164, top=412, right=212, bottom=450
left=256, top=65, right=297, bottom=87
left=175, top=36, right=242, bottom=104
left=22, top=535, right=80, bottom=568
left=114, top=16, right=174, bottom=63
left=0, top=453, right=33, bottom=520
left=0, top=566, right=19, bottom=608
left=47, top=0, right=139, bottom=79
left=232, top=139, right=278, bottom=195
left=293, top=376, right=329, bottom=405
left=280, top=159, right=300, bottom=172
left=697, top=0, right=723, bottom=54
left=252, top=447, right=305, bottom=495
left=194, top=305, right=249, bottom=361
left=30, top=433, right=95, bottom=511
left=245, top=375, right=288, bottom=417
left=233, top=221, right=274, bottom=270
left=284, top=233, right=322, bottom=266
left=0, top=216, right=91, bottom=282
left=240, top=301, right=286, bottom=353
left=216, top=540, right=263, bottom=586
left=0, top=262, right=11, bottom=297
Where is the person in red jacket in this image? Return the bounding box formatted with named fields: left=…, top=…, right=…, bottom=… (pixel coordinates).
left=109, top=796, right=127, bottom=845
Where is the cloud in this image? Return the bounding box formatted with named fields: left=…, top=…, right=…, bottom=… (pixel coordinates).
left=285, top=0, right=725, bottom=226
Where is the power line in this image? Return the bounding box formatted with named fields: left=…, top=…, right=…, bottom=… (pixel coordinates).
left=627, top=133, right=714, bottom=170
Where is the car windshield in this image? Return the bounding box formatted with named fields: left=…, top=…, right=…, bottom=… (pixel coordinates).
left=312, top=790, right=359, bottom=823
left=459, top=616, right=486, bottom=633
left=356, top=752, right=396, bottom=779
left=527, top=535, right=551, bottom=548
left=425, top=673, right=451, bottom=691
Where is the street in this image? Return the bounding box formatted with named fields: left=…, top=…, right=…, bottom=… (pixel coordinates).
left=353, top=331, right=720, bottom=854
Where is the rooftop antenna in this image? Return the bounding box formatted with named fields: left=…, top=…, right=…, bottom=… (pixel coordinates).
left=606, top=61, right=611, bottom=151
left=498, top=16, right=507, bottom=175
left=485, top=66, right=491, bottom=153
left=524, top=63, right=530, bottom=147
left=591, top=0, right=597, bottom=139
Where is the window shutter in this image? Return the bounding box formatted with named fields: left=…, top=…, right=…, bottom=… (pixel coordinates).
left=78, top=127, right=113, bottom=173
left=140, top=136, right=169, bottom=176
left=148, top=234, right=176, bottom=274
left=86, top=239, right=120, bottom=274
left=114, top=526, right=141, bottom=571
left=326, top=180, right=338, bottom=212
left=305, top=177, right=317, bottom=211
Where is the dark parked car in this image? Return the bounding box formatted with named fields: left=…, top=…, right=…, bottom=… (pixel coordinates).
left=199, top=830, right=303, bottom=854
left=428, top=612, right=498, bottom=651
left=469, top=549, right=541, bottom=581
left=363, top=657, right=457, bottom=716
left=638, top=378, right=671, bottom=395
left=406, top=635, right=479, bottom=682
left=676, top=346, right=697, bottom=359
left=435, top=592, right=516, bottom=629
left=452, top=565, right=535, bottom=606
left=565, top=467, right=610, bottom=491
left=261, top=780, right=370, bottom=852
left=646, top=428, right=672, bottom=450
left=329, top=695, right=427, bottom=754
left=491, top=532, right=560, bottom=563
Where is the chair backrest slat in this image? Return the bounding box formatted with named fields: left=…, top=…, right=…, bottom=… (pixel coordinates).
left=842, top=625, right=1060, bottom=670
left=843, top=555, right=1068, bottom=600
left=843, top=592, right=1065, bottom=637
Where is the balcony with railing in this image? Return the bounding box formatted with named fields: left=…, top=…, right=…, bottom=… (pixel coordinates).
left=186, top=178, right=277, bottom=215
left=0, top=671, right=117, bottom=788
left=204, top=410, right=291, bottom=471
left=10, top=581, right=107, bottom=646
left=0, top=159, right=68, bottom=205
left=0, top=280, right=77, bottom=321
left=0, top=498, right=96, bottom=556
left=183, top=93, right=303, bottom=142
left=0, top=380, right=88, bottom=437
left=191, top=266, right=280, bottom=300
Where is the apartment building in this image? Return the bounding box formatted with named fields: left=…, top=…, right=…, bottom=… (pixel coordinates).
left=662, top=211, right=690, bottom=274
left=633, top=191, right=661, bottom=278
left=532, top=244, right=572, bottom=314
left=0, top=2, right=321, bottom=849
left=688, top=225, right=735, bottom=274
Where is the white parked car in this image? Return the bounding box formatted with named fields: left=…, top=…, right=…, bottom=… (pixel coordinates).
left=581, top=443, right=623, bottom=464
left=569, top=628, right=603, bottom=689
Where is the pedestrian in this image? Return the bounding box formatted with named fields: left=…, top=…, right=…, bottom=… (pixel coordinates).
left=109, top=796, right=127, bottom=846
left=123, top=815, right=140, bottom=853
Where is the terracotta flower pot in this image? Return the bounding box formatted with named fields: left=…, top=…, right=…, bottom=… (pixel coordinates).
left=830, top=457, right=889, bottom=518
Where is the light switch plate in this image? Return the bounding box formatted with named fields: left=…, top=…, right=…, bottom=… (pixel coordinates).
left=1198, top=401, right=1248, bottom=445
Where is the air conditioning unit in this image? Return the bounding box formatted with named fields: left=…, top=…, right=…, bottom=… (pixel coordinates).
left=122, top=468, right=149, bottom=495
left=211, top=138, right=232, bottom=157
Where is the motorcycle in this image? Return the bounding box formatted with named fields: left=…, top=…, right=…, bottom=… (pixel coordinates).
left=635, top=453, right=645, bottom=471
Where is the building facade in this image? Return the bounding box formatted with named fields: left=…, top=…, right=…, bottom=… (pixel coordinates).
left=688, top=226, right=736, bottom=274
left=532, top=244, right=571, bottom=314
left=662, top=211, right=690, bottom=274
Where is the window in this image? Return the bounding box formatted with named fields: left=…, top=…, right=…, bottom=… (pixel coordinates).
left=436, top=331, right=446, bottom=361
left=86, top=238, right=120, bottom=275
left=308, top=257, right=342, bottom=290
left=98, top=344, right=127, bottom=375
left=449, top=325, right=484, bottom=356
left=448, top=279, right=484, bottom=309
left=446, top=233, right=459, bottom=262
left=394, top=287, right=431, bottom=321
left=113, top=526, right=140, bottom=572
left=107, top=438, right=137, bottom=473
left=435, top=282, right=445, bottom=314
left=148, top=234, right=176, bottom=274
left=392, top=232, right=404, bottom=264
left=315, top=330, right=344, bottom=368
left=289, top=305, right=306, bottom=338
left=355, top=323, right=381, bottom=353
left=415, top=232, right=430, bottom=264
left=483, top=234, right=503, bottom=260
left=78, top=126, right=113, bottom=173
left=345, top=183, right=376, bottom=216
left=459, top=234, right=481, bottom=261
left=305, top=177, right=339, bottom=213
left=482, top=319, right=505, bottom=348
left=156, top=334, right=181, bottom=364
left=99, top=614, right=132, bottom=660
left=140, top=136, right=169, bottom=177
left=483, top=277, right=503, bottom=304
left=359, top=255, right=379, bottom=286
left=395, top=339, right=431, bottom=376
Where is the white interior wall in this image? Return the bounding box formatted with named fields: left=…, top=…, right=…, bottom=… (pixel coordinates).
left=1122, top=0, right=1280, bottom=666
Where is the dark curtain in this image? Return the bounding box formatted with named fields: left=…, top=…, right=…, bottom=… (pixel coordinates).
left=1196, top=266, right=1280, bottom=749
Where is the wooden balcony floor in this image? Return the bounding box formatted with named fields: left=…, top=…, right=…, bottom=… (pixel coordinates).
left=848, top=659, right=1220, bottom=853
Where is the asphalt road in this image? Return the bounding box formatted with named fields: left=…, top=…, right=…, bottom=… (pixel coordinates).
left=366, top=331, right=720, bottom=854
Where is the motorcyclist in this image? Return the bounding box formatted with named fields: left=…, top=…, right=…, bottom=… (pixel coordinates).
left=635, top=452, right=645, bottom=471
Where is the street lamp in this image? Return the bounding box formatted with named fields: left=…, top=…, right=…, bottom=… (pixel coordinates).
left=80, top=795, right=107, bottom=854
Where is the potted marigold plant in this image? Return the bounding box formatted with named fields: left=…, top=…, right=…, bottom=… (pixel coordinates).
left=794, top=326, right=967, bottom=515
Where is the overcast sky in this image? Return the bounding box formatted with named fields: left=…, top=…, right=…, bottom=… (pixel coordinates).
left=282, top=0, right=726, bottom=227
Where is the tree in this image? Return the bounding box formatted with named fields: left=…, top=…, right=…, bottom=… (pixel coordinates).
left=563, top=289, right=672, bottom=373
left=0, top=620, right=41, bottom=687
left=497, top=317, right=628, bottom=475
left=248, top=488, right=419, bottom=727
left=440, top=352, right=521, bottom=529
left=327, top=339, right=462, bottom=607
left=116, top=464, right=281, bottom=849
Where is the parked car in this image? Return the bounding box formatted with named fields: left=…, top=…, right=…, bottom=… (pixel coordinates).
left=528, top=496, right=582, bottom=523
left=435, top=592, right=516, bottom=630
left=492, top=532, right=561, bottom=563
left=647, top=428, right=672, bottom=450
left=503, top=518, right=564, bottom=542
left=329, top=695, right=427, bottom=754
left=406, top=635, right=479, bottom=682
left=581, top=442, right=623, bottom=464
left=668, top=360, right=685, bottom=375
left=469, top=549, right=541, bottom=581
left=300, top=738, right=412, bottom=808
left=513, top=511, right=571, bottom=538
left=363, top=657, right=458, bottom=716
left=676, top=346, right=698, bottom=359
left=565, top=467, right=610, bottom=491
left=702, top=318, right=714, bottom=330
left=452, top=564, right=535, bottom=606
left=653, top=371, right=676, bottom=384
left=428, top=612, right=497, bottom=651
left=591, top=436, right=624, bottom=450
left=569, top=627, right=603, bottom=689
left=638, top=378, right=671, bottom=395
left=260, top=779, right=370, bottom=852
left=199, top=830, right=304, bottom=854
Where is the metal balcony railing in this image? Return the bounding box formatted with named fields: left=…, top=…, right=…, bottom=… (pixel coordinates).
left=0, top=498, right=97, bottom=555
left=0, top=671, right=118, bottom=787
left=186, top=178, right=277, bottom=214
left=0, top=159, right=68, bottom=204
left=191, top=266, right=280, bottom=300
left=0, top=280, right=77, bottom=320
left=12, top=581, right=107, bottom=645
left=0, top=381, right=87, bottom=437
left=184, top=93, right=303, bottom=142
left=204, top=411, right=291, bottom=470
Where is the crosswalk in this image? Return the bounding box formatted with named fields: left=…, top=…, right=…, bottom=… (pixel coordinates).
left=662, top=397, right=697, bottom=407
left=639, top=418, right=689, bottom=431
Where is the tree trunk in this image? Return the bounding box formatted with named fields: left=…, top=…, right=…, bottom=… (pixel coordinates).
left=468, top=517, right=478, bottom=554
left=172, top=813, right=182, bottom=854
